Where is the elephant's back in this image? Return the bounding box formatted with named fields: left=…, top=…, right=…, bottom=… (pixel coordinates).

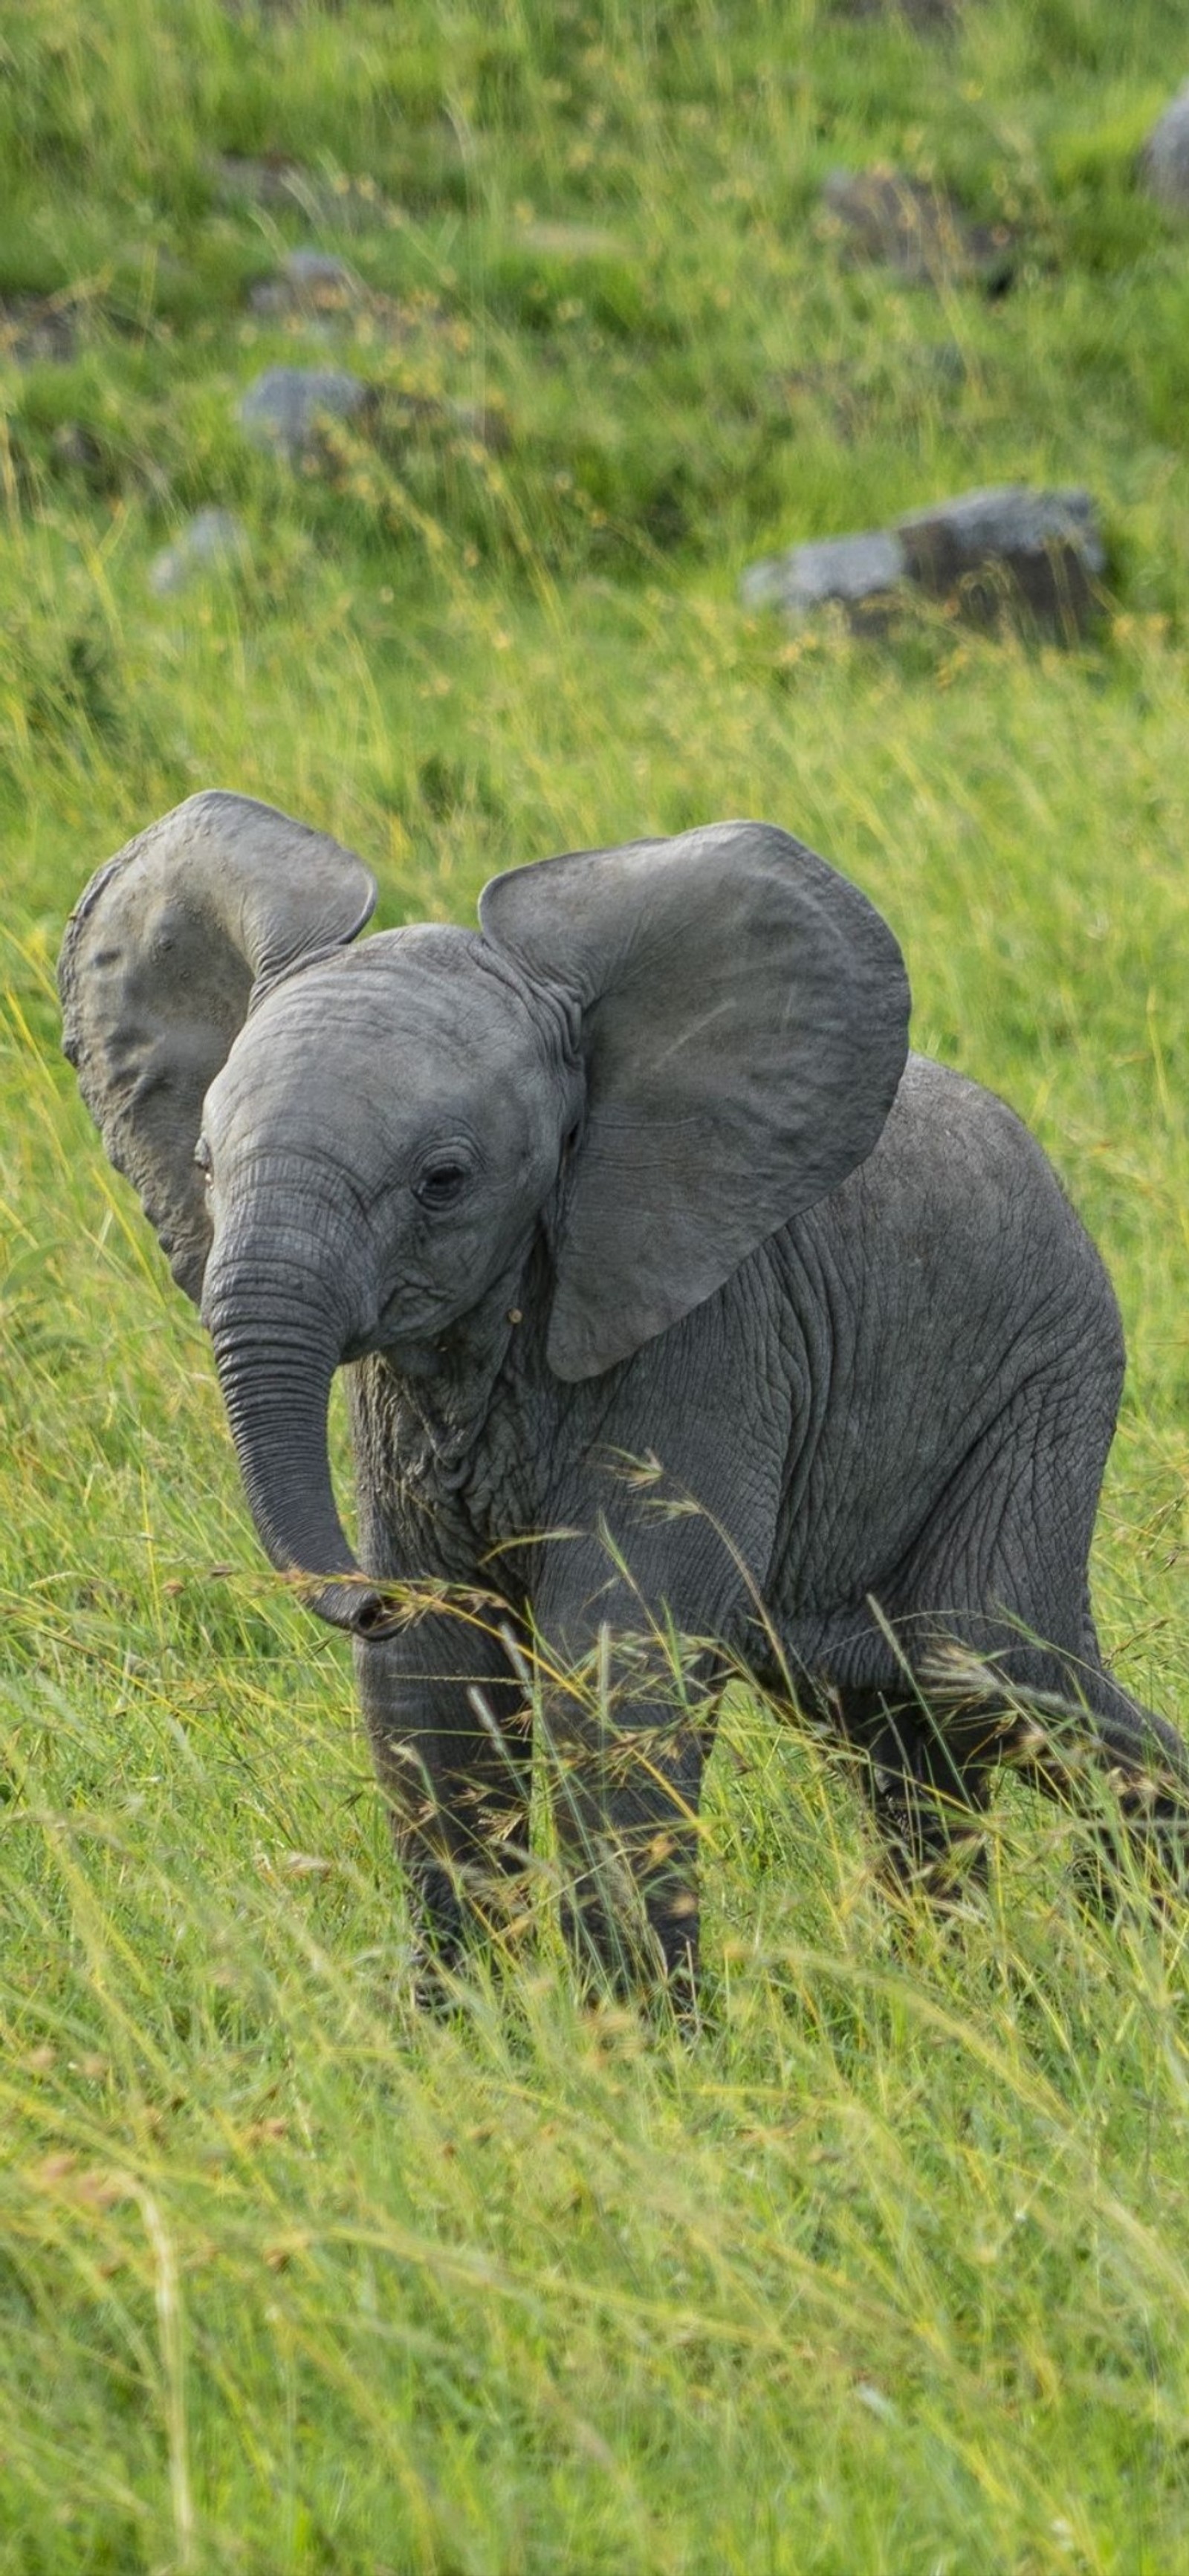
left=834, top=1052, right=1118, bottom=1326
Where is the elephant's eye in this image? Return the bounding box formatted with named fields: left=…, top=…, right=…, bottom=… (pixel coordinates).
left=194, top=1136, right=213, bottom=1181
left=414, top=1158, right=470, bottom=1210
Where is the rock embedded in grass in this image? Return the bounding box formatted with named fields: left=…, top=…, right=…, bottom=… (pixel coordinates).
left=244, top=261, right=468, bottom=370
left=213, top=152, right=317, bottom=210
left=818, top=168, right=1014, bottom=290
left=742, top=484, right=1105, bottom=633
left=0, top=292, right=81, bottom=365
left=148, top=508, right=250, bottom=597
left=212, top=155, right=392, bottom=231
left=238, top=366, right=378, bottom=465
left=248, top=250, right=363, bottom=319
left=741, top=531, right=907, bottom=620
left=1141, top=83, right=1189, bottom=212
left=236, top=364, right=510, bottom=471
left=898, top=485, right=1105, bottom=626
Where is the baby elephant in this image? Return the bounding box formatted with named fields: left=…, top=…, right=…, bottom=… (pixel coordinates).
left=60, top=794, right=1186, bottom=1994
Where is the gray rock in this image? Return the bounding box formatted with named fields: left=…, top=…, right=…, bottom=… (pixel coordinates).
left=248, top=250, right=363, bottom=319
left=148, top=508, right=249, bottom=596
left=285, top=249, right=357, bottom=292
left=212, top=156, right=390, bottom=232
left=0, top=292, right=80, bottom=364
left=238, top=366, right=375, bottom=465
left=1141, top=82, right=1189, bottom=212
left=741, top=484, right=1106, bottom=633
left=235, top=365, right=507, bottom=473
left=213, top=153, right=312, bottom=209
left=898, top=484, right=1105, bottom=625
left=741, top=531, right=907, bottom=615
left=819, top=168, right=1014, bottom=288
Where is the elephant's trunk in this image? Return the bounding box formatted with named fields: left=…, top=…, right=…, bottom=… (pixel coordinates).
left=204, top=1250, right=391, bottom=1638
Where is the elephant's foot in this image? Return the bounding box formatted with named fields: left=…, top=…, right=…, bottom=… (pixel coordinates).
left=558, top=1837, right=702, bottom=2022
left=836, top=1686, right=996, bottom=1903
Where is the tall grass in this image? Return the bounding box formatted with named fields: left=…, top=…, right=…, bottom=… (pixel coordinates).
left=4, top=0, right=1189, bottom=2566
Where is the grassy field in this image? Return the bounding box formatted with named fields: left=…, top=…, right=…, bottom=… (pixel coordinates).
left=5, top=1, right=1189, bottom=2566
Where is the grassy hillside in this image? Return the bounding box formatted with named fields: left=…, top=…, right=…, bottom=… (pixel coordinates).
left=4, top=2, right=1189, bottom=2566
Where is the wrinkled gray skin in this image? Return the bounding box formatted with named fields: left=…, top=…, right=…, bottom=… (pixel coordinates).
left=59, top=793, right=1188, bottom=1999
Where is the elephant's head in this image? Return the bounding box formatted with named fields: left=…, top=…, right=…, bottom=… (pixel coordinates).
left=60, top=791, right=910, bottom=1633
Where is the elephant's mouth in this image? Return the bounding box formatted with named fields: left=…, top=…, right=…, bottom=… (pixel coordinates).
left=308, top=1574, right=400, bottom=1638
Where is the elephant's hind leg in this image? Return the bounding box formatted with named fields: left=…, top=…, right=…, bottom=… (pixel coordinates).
left=836, top=1684, right=999, bottom=1897
left=1006, top=1623, right=1189, bottom=1898
left=869, top=1349, right=1188, bottom=1897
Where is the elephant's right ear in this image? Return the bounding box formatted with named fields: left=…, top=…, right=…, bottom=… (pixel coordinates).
left=482, top=820, right=910, bottom=1380
left=58, top=791, right=376, bottom=1302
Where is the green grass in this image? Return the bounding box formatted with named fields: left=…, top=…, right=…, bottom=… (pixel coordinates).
left=5, top=0, right=1189, bottom=2566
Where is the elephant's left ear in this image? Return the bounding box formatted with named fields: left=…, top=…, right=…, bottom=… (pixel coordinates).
left=59, top=791, right=376, bottom=1302
left=479, top=820, right=910, bottom=1380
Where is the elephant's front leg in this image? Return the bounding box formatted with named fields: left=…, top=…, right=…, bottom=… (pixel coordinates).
left=535, top=1608, right=722, bottom=2006
left=354, top=1612, right=533, bottom=1976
